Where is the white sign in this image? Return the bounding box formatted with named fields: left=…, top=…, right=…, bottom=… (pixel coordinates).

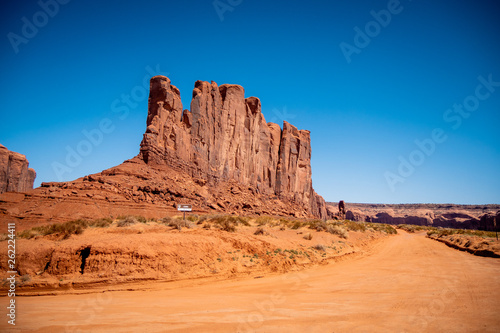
left=177, top=204, right=192, bottom=212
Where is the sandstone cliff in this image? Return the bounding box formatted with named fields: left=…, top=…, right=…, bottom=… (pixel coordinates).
left=139, top=76, right=327, bottom=218
left=0, top=144, right=36, bottom=194
left=0, top=76, right=330, bottom=230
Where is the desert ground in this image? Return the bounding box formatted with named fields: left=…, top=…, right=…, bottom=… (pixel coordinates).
left=2, top=229, right=499, bottom=333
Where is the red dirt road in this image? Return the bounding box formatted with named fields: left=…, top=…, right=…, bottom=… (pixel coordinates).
left=3, top=231, right=500, bottom=332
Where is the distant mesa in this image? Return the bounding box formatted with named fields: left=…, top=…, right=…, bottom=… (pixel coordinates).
left=332, top=202, right=500, bottom=231
left=0, top=76, right=331, bottom=229
left=0, top=144, right=36, bottom=194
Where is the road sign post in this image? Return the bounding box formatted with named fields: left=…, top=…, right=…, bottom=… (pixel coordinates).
left=177, top=204, right=192, bottom=222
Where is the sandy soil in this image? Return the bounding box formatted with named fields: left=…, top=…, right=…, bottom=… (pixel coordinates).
left=2, top=231, right=499, bottom=332
left=1, top=222, right=382, bottom=292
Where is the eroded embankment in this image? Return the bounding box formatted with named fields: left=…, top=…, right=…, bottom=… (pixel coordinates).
left=0, top=223, right=389, bottom=295
left=427, top=234, right=500, bottom=258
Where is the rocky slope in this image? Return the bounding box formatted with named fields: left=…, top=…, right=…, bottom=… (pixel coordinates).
left=329, top=202, right=500, bottom=231
left=0, top=144, right=36, bottom=194
left=0, top=76, right=329, bottom=230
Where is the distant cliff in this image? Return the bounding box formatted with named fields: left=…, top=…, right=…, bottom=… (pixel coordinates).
left=329, top=202, right=500, bottom=231
left=0, top=144, right=36, bottom=193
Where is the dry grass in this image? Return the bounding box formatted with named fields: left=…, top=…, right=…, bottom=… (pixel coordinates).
left=206, top=215, right=250, bottom=232
left=168, top=219, right=194, bottom=231
left=312, top=244, right=326, bottom=251
left=116, top=216, right=140, bottom=227
left=255, top=216, right=274, bottom=226
left=327, top=225, right=348, bottom=239
left=344, top=220, right=367, bottom=232
left=427, top=228, right=497, bottom=238
left=17, top=218, right=114, bottom=239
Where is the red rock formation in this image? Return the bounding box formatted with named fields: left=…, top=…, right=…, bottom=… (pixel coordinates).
left=0, top=144, right=36, bottom=193
left=0, top=76, right=330, bottom=230
left=140, top=76, right=328, bottom=218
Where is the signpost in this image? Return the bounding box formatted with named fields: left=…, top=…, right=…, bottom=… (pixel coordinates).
left=177, top=204, right=192, bottom=222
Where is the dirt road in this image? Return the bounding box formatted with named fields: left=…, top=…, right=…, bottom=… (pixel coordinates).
left=3, top=231, right=500, bottom=332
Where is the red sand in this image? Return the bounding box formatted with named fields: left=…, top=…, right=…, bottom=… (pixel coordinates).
left=2, top=230, right=499, bottom=332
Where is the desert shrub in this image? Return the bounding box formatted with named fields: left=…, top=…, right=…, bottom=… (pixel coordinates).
left=135, top=216, right=148, bottom=223
left=16, top=217, right=116, bottom=239
left=209, top=215, right=250, bottom=232
left=291, top=221, right=303, bottom=229
left=196, top=215, right=208, bottom=224
left=427, top=228, right=496, bottom=238
left=218, top=220, right=237, bottom=232
left=397, top=224, right=416, bottom=233
left=17, top=219, right=89, bottom=239
left=307, top=220, right=325, bottom=231
left=116, top=215, right=150, bottom=226
left=236, top=216, right=251, bottom=226
left=168, top=219, right=194, bottom=230
left=256, top=216, right=274, bottom=226
left=327, top=225, right=348, bottom=239
left=313, top=244, right=326, bottom=251
left=254, top=227, right=268, bottom=236
left=20, top=274, right=31, bottom=283
left=90, top=218, right=113, bottom=228
left=303, top=233, right=313, bottom=240
left=279, top=217, right=295, bottom=226
left=16, top=229, right=35, bottom=239
left=117, top=216, right=139, bottom=227
left=366, top=223, right=397, bottom=235
left=380, top=224, right=397, bottom=235
left=344, top=221, right=367, bottom=232
left=161, top=216, right=173, bottom=224
left=326, top=219, right=343, bottom=226
left=186, top=214, right=199, bottom=222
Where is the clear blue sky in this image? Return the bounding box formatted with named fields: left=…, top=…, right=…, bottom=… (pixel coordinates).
left=1, top=0, right=499, bottom=204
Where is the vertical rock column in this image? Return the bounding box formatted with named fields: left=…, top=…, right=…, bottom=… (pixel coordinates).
left=0, top=144, right=36, bottom=193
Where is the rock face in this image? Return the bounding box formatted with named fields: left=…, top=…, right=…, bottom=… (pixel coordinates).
left=0, top=144, right=36, bottom=193
left=140, top=76, right=328, bottom=218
